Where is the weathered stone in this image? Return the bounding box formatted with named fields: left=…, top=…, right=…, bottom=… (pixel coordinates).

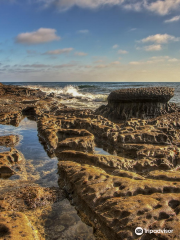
left=108, top=87, right=174, bottom=103
left=58, top=161, right=180, bottom=240
left=1, top=82, right=180, bottom=239
left=58, top=150, right=135, bottom=173
left=38, top=117, right=95, bottom=155
left=0, top=148, right=25, bottom=179
left=147, top=170, right=180, bottom=181
left=96, top=87, right=176, bottom=120
left=0, top=135, right=19, bottom=147
left=0, top=186, right=65, bottom=211
left=0, top=211, right=39, bottom=239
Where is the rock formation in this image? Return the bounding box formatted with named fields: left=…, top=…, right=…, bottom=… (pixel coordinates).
left=1, top=82, right=180, bottom=239
left=95, top=87, right=176, bottom=121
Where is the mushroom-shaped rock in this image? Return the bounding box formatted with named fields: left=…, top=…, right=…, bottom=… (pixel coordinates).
left=108, top=87, right=174, bottom=103
left=96, top=87, right=175, bottom=121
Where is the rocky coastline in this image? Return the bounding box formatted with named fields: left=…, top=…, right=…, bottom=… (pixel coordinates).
left=1, top=83, right=180, bottom=239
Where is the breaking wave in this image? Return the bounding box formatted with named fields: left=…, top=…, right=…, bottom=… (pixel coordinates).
left=25, top=84, right=108, bottom=109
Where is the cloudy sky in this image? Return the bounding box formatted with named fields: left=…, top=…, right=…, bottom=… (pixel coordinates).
left=0, top=0, right=180, bottom=82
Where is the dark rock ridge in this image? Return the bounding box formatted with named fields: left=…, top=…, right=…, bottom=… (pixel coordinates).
left=96, top=87, right=176, bottom=120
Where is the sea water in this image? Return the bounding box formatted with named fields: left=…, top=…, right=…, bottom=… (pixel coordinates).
left=3, top=82, right=180, bottom=110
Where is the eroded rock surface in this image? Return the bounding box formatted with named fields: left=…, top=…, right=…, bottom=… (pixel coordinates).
left=0, top=83, right=96, bottom=240
left=0, top=135, right=19, bottom=147
left=58, top=161, right=180, bottom=240
left=0, top=148, right=26, bottom=179
left=1, top=83, right=180, bottom=239
left=95, top=87, right=178, bottom=121
left=0, top=211, right=39, bottom=240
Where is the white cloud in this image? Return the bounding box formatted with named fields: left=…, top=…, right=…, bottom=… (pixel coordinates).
left=118, top=49, right=128, bottom=54
left=23, top=64, right=50, bottom=68
left=40, top=0, right=125, bottom=11
left=123, top=2, right=142, bottom=11
left=16, top=28, right=60, bottom=45
left=129, top=28, right=137, bottom=31
left=74, top=51, right=87, bottom=56
left=141, top=34, right=179, bottom=44
left=164, top=15, right=180, bottom=23
left=110, top=61, right=121, bottom=65
left=35, top=0, right=180, bottom=15
left=129, top=56, right=180, bottom=65
left=53, top=63, right=77, bottom=68
left=94, top=61, right=121, bottom=69
left=144, top=0, right=180, bottom=15
left=112, top=44, right=119, bottom=49
left=168, top=58, right=179, bottom=62
left=78, top=30, right=89, bottom=34
left=95, top=64, right=107, bottom=69
left=123, top=0, right=180, bottom=15
left=144, top=44, right=162, bottom=51
left=130, top=61, right=141, bottom=65
left=43, top=48, right=73, bottom=55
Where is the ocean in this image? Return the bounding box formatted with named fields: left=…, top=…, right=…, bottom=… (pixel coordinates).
left=2, top=82, right=180, bottom=110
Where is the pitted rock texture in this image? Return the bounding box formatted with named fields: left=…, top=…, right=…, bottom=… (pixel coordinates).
left=0, top=83, right=65, bottom=126
left=58, top=161, right=180, bottom=240
left=96, top=87, right=177, bottom=121
left=108, top=87, right=174, bottom=103
left=2, top=82, right=180, bottom=239
left=38, top=116, right=95, bottom=156
left=23, top=101, right=180, bottom=239
left=0, top=211, right=39, bottom=240
left=0, top=135, right=19, bottom=147
left=0, top=148, right=26, bottom=179
left=0, top=186, right=65, bottom=212
left=0, top=83, right=97, bottom=240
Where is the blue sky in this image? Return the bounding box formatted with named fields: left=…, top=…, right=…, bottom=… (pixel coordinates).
left=0, top=0, right=180, bottom=82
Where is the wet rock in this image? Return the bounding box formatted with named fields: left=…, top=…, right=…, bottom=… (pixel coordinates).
left=0, top=166, right=15, bottom=178
left=0, top=186, right=65, bottom=211
left=1, top=83, right=46, bottom=98
left=0, top=135, right=19, bottom=147
left=37, top=116, right=95, bottom=155
left=0, top=111, right=23, bottom=126
left=0, top=148, right=25, bottom=179
left=1, top=83, right=180, bottom=239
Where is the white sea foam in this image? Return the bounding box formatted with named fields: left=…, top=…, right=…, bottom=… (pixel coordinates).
left=26, top=84, right=108, bottom=103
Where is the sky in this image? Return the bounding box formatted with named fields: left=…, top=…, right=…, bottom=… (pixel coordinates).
left=0, top=0, right=180, bottom=82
